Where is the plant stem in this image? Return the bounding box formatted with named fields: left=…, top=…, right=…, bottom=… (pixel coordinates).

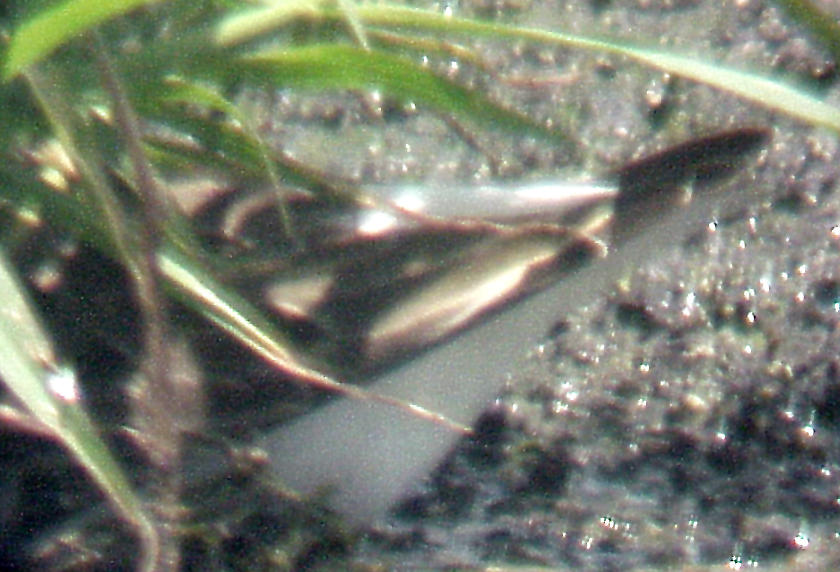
left=92, top=33, right=187, bottom=572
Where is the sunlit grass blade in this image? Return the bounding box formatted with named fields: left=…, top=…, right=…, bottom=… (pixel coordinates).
left=235, top=44, right=565, bottom=144
left=0, top=252, right=67, bottom=427
left=358, top=4, right=840, bottom=131
left=139, top=116, right=354, bottom=211
left=138, top=81, right=451, bottom=236
left=157, top=243, right=471, bottom=433
left=224, top=3, right=840, bottom=132
left=131, top=76, right=334, bottom=193
left=337, top=0, right=370, bottom=50
left=3, top=0, right=165, bottom=80
left=605, top=47, right=840, bottom=131
left=215, top=0, right=369, bottom=49
left=0, top=248, right=159, bottom=571
left=215, top=0, right=321, bottom=47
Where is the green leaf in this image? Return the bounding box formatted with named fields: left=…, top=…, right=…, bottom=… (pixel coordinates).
left=4, top=0, right=166, bottom=80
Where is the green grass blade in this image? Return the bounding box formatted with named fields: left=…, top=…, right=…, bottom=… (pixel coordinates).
left=157, top=243, right=332, bottom=387
left=138, top=99, right=359, bottom=204
left=337, top=0, right=370, bottom=50
left=158, top=244, right=471, bottom=432
left=237, top=44, right=565, bottom=143
left=216, top=0, right=320, bottom=47
left=0, top=248, right=159, bottom=570
left=362, top=4, right=840, bottom=131
left=224, top=3, right=840, bottom=132
left=0, top=251, right=66, bottom=426
left=616, top=46, right=840, bottom=130
left=3, top=0, right=165, bottom=80
left=23, top=63, right=155, bottom=306
left=154, top=77, right=297, bottom=237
